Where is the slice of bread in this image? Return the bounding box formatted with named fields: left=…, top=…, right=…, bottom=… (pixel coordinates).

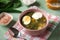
left=46, top=0, right=60, bottom=10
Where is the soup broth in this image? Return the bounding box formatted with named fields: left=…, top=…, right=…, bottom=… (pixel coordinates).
left=21, top=12, right=47, bottom=30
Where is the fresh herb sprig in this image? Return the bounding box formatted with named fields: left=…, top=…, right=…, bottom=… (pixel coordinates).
left=0, top=0, right=22, bottom=13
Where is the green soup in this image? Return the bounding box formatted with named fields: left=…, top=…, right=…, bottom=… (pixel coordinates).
left=21, top=12, right=47, bottom=30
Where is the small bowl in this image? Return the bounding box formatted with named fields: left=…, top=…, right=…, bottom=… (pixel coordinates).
left=21, top=0, right=36, bottom=5
left=18, top=7, right=49, bottom=36
left=0, top=12, right=13, bottom=26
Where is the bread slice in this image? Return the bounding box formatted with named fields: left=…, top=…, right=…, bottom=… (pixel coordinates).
left=46, top=0, right=60, bottom=10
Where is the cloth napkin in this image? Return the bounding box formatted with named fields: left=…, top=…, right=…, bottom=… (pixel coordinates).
left=4, top=13, right=60, bottom=40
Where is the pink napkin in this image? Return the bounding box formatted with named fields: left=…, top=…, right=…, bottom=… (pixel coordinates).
left=4, top=13, right=60, bottom=40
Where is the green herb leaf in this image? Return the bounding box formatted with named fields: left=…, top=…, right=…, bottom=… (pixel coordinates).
left=0, top=9, right=21, bottom=13
left=0, top=0, right=22, bottom=13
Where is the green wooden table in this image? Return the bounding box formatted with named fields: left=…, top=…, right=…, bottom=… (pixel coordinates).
left=0, top=0, right=60, bottom=40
